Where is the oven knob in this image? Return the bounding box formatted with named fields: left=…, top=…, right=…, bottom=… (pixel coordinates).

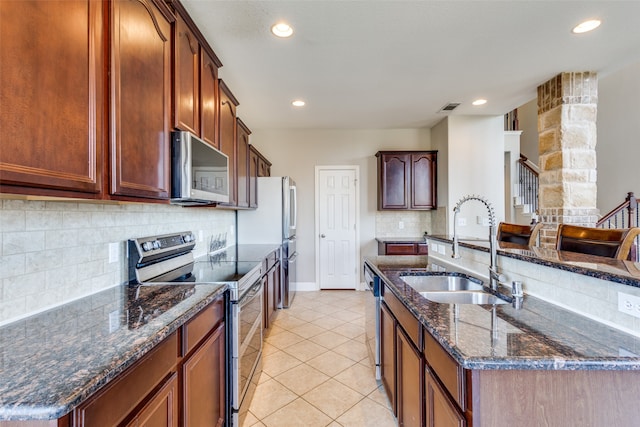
left=142, top=241, right=153, bottom=251
left=153, top=240, right=161, bottom=249
left=184, top=234, right=193, bottom=243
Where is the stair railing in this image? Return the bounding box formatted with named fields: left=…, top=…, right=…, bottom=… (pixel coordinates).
left=596, top=192, right=639, bottom=262
left=516, top=154, right=539, bottom=217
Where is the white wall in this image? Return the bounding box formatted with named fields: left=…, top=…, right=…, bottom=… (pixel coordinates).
left=597, top=61, right=640, bottom=213
left=445, top=116, right=506, bottom=238
left=517, top=98, right=539, bottom=164
left=250, top=129, right=431, bottom=286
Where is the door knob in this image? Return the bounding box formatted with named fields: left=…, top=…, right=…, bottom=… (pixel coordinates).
left=320, top=234, right=326, bottom=238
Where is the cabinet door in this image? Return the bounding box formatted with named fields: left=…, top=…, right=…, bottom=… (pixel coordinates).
left=411, top=152, right=437, bottom=209
left=380, top=302, right=397, bottom=414
left=182, top=322, right=226, bottom=427
left=397, top=327, right=423, bottom=427
left=200, top=51, right=219, bottom=148
left=425, top=369, right=466, bottom=427
left=0, top=0, right=104, bottom=196
left=248, top=147, right=259, bottom=208
left=110, top=0, right=172, bottom=200
left=378, top=153, right=410, bottom=209
left=174, top=13, right=199, bottom=134
left=218, top=81, right=238, bottom=206
left=126, top=373, right=178, bottom=427
left=236, top=120, right=251, bottom=208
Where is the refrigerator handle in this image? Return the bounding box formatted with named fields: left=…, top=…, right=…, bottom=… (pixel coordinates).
left=291, top=185, right=298, bottom=231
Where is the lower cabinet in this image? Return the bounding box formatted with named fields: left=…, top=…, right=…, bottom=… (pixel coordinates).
left=380, top=301, right=397, bottom=414
left=263, top=249, right=281, bottom=329
left=397, top=328, right=423, bottom=427
left=425, top=369, right=465, bottom=427
left=125, top=373, right=178, bottom=427
left=182, top=322, right=226, bottom=427
left=70, top=295, right=226, bottom=427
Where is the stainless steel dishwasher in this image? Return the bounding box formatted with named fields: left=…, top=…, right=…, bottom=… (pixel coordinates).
left=364, top=262, right=381, bottom=380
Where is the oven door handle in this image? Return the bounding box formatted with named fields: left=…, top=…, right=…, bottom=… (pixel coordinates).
left=240, top=279, right=263, bottom=305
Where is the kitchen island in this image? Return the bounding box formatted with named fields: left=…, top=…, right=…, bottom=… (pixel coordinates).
left=366, top=250, right=640, bottom=426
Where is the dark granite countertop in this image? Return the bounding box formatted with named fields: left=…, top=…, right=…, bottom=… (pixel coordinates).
left=365, top=256, right=640, bottom=371
left=426, top=234, right=640, bottom=287
left=0, top=282, right=227, bottom=421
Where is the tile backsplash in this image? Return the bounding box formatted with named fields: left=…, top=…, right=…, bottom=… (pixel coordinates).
left=0, top=198, right=235, bottom=325
left=375, top=210, right=432, bottom=238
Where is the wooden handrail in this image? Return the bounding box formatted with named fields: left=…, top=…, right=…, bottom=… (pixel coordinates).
left=597, top=192, right=637, bottom=228
left=518, top=154, right=539, bottom=177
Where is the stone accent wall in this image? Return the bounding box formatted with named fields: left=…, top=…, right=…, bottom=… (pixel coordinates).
left=537, top=72, right=599, bottom=247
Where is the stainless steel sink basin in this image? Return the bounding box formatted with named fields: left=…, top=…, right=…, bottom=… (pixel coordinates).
left=420, top=291, right=508, bottom=305
left=400, top=274, right=484, bottom=292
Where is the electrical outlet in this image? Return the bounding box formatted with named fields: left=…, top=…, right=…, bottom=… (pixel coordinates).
left=431, top=243, right=438, bottom=252
left=457, top=217, right=467, bottom=226
left=109, top=310, right=120, bottom=333
left=437, top=244, right=446, bottom=255
left=618, top=292, right=640, bottom=319
left=476, top=216, right=482, bottom=225
left=398, top=221, right=404, bottom=229
left=108, top=242, right=119, bottom=264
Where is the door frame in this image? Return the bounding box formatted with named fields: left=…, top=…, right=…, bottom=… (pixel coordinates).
left=314, top=165, right=361, bottom=290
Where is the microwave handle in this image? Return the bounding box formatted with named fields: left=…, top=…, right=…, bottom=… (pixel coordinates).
left=290, top=185, right=297, bottom=231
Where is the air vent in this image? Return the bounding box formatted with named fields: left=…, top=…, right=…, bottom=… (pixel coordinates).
left=438, top=102, right=461, bottom=113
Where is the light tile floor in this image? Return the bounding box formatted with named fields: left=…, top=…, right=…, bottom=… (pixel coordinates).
left=244, top=290, right=398, bottom=427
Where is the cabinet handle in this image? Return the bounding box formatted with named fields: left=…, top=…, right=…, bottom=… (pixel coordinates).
left=320, top=234, right=326, bottom=238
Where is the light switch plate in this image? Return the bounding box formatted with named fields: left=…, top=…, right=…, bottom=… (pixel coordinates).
left=437, top=244, right=446, bottom=255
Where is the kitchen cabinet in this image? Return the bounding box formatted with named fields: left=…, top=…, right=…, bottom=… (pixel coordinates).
left=236, top=119, right=251, bottom=209
left=182, top=322, right=226, bottom=427
left=255, top=149, right=272, bottom=177
left=381, top=284, right=423, bottom=425
left=376, top=151, right=437, bottom=210
left=263, top=248, right=281, bottom=329
left=110, top=0, right=174, bottom=200
left=378, top=242, right=428, bottom=256
left=248, top=147, right=260, bottom=209
left=170, top=1, right=222, bottom=148
left=125, top=373, right=178, bottom=427
left=425, top=369, right=465, bottom=427
left=218, top=80, right=239, bottom=206
left=0, top=0, right=105, bottom=198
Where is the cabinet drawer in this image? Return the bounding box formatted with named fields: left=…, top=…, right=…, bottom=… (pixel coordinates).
left=386, top=243, right=418, bottom=255
left=183, top=298, right=224, bottom=356
left=76, top=332, right=179, bottom=426
left=417, top=243, right=428, bottom=255
left=424, top=331, right=465, bottom=411
left=382, top=284, right=420, bottom=349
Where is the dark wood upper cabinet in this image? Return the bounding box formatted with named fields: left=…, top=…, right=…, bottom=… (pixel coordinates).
left=170, top=1, right=222, bottom=148
left=200, top=51, right=220, bottom=149
left=218, top=80, right=239, bottom=206
left=249, top=147, right=259, bottom=209
left=0, top=0, right=105, bottom=197
left=173, top=12, right=199, bottom=135
left=377, top=151, right=437, bottom=210
left=110, top=0, right=174, bottom=200
left=236, top=118, right=251, bottom=209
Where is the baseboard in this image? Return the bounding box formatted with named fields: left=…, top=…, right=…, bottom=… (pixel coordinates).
left=293, top=282, right=319, bottom=292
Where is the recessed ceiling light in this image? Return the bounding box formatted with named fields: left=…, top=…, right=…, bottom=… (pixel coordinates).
left=472, top=99, right=487, bottom=106
left=572, top=19, right=601, bottom=34
left=271, top=22, right=293, bottom=38
left=291, top=100, right=305, bottom=107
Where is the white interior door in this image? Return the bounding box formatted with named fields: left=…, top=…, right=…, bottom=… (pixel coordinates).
left=316, top=166, right=359, bottom=290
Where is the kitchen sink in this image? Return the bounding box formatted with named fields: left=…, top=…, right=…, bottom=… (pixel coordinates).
left=420, top=291, right=508, bottom=305
left=400, top=274, right=484, bottom=292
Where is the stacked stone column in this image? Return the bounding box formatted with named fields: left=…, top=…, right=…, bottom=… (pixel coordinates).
left=537, top=72, right=599, bottom=247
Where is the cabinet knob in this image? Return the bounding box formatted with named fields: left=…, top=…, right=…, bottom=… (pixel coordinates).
left=320, top=234, right=326, bottom=238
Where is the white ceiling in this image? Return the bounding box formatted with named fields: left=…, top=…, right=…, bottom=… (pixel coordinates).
left=182, top=0, right=640, bottom=130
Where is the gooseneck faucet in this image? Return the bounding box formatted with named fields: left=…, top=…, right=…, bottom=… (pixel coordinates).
left=451, top=195, right=502, bottom=290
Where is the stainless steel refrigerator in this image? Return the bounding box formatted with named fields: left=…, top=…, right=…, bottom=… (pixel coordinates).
left=238, top=176, right=298, bottom=307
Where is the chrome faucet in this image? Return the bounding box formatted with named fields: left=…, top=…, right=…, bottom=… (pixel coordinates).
left=451, top=195, right=502, bottom=290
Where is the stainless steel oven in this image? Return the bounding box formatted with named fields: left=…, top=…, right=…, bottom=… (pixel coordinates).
left=230, top=268, right=263, bottom=427
left=128, top=232, right=265, bottom=427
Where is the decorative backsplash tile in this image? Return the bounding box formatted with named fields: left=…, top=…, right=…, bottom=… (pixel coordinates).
left=0, top=199, right=235, bottom=325
left=375, top=210, right=432, bottom=238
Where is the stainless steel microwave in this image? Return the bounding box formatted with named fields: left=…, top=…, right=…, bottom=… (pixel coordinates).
left=171, top=131, right=229, bottom=205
